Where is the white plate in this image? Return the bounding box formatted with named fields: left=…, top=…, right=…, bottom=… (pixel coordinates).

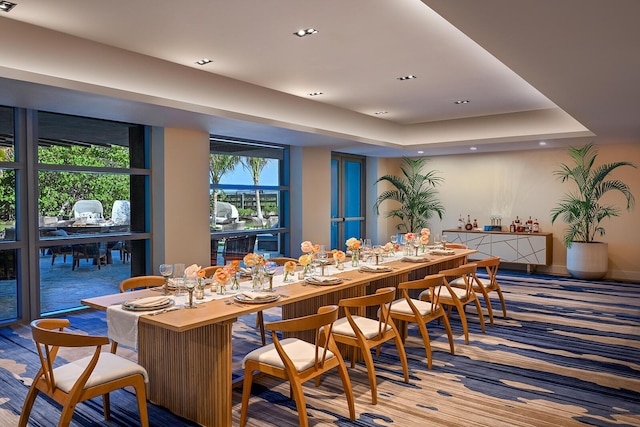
left=359, top=266, right=393, bottom=273
left=122, top=298, right=175, bottom=312
left=234, top=293, right=280, bottom=304
left=304, top=276, right=343, bottom=286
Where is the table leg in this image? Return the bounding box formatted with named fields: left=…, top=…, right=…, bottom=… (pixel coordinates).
left=139, top=319, right=234, bottom=427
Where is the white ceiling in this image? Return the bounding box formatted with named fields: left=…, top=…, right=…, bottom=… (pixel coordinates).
left=0, top=0, right=638, bottom=156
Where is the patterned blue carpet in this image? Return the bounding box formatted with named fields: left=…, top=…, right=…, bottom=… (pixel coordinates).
left=1, top=272, right=639, bottom=426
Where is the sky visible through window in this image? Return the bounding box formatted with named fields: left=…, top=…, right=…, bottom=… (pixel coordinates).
left=218, top=161, right=279, bottom=186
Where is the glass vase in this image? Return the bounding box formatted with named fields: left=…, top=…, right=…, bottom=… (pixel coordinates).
left=351, top=250, right=359, bottom=267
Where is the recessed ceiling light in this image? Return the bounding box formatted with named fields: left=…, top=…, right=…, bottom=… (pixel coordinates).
left=417, top=151, right=424, bottom=154
left=454, top=100, right=470, bottom=104
left=294, top=28, right=318, bottom=37
left=0, top=1, right=17, bottom=12
left=470, top=146, right=477, bottom=151
left=374, top=111, right=388, bottom=115
left=539, top=141, right=547, bottom=146
left=195, top=58, right=212, bottom=66
left=397, top=75, right=417, bottom=81
left=308, top=92, right=323, bottom=96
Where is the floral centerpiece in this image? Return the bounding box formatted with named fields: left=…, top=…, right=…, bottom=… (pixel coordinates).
left=213, top=267, right=231, bottom=295
left=195, top=268, right=206, bottom=299
left=384, top=242, right=395, bottom=255
left=184, top=263, right=201, bottom=280
left=346, top=237, right=361, bottom=266
left=420, top=228, right=430, bottom=253
left=283, top=260, right=297, bottom=282
left=229, top=260, right=241, bottom=290
left=243, top=253, right=265, bottom=290
left=334, top=250, right=346, bottom=270
left=298, top=254, right=313, bottom=276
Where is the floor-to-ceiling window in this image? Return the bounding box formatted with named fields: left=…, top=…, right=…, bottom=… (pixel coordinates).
left=209, top=136, right=289, bottom=263
left=0, top=106, right=17, bottom=322
left=331, top=153, right=365, bottom=250
left=0, top=107, right=151, bottom=324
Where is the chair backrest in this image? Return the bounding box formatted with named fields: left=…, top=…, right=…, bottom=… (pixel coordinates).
left=111, top=200, right=130, bottom=225
left=474, top=256, right=500, bottom=284
left=223, top=235, right=257, bottom=262
left=72, top=200, right=104, bottom=220
left=398, top=274, right=446, bottom=315
left=202, top=265, right=222, bottom=278
left=445, top=243, right=468, bottom=249
left=31, top=319, right=109, bottom=394
left=270, top=257, right=298, bottom=266
left=120, top=275, right=165, bottom=292
left=266, top=305, right=339, bottom=371
left=439, top=263, right=478, bottom=298
left=338, top=287, right=397, bottom=340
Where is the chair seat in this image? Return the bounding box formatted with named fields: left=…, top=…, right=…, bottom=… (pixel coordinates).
left=242, top=337, right=335, bottom=372
left=390, top=298, right=441, bottom=317
left=332, top=316, right=392, bottom=339
left=54, top=352, right=149, bottom=393
left=434, top=285, right=471, bottom=301
left=450, top=276, right=491, bottom=289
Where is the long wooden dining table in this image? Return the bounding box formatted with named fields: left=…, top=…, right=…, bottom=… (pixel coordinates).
left=81, top=248, right=475, bottom=426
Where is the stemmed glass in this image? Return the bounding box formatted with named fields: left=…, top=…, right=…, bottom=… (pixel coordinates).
left=316, top=245, right=328, bottom=275
left=159, top=264, right=173, bottom=296
left=434, top=235, right=442, bottom=249
left=185, top=278, right=197, bottom=309
left=173, top=263, right=185, bottom=296
left=264, top=261, right=277, bottom=292
left=412, top=238, right=421, bottom=256
left=441, top=234, right=448, bottom=250
left=390, top=234, right=397, bottom=245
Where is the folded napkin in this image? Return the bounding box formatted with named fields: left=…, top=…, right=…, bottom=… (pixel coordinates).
left=430, top=249, right=456, bottom=255
left=126, top=296, right=171, bottom=308
left=360, top=265, right=392, bottom=272
left=402, top=255, right=431, bottom=263
left=241, top=292, right=273, bottom=300
left=306, top=276, right=342, bottom=284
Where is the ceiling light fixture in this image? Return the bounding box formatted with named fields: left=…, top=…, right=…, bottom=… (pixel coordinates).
left=374, top=111, right=388, bottom=115
left=308, top=92, right=323, bottom=96
left=0, top=1, right=17, bottom=12
left=397, top=75, right=417, bottom=81
left=539, top=141, right=547, bottom=146
left=454, top=100, right=470, bottom=104
left=417, top=151, right=424, bottom=154
left=195, top=58, right=212, bottom=66
left=294, top=28, right=318, bottom=37
left=470, top=146, right=477, bottom=151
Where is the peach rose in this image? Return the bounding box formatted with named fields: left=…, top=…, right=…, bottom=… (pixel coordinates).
left=334, top=250, right=346, bottom=262
left=405, top=233, right=415, bottom=242
left=213, top=268, right=231, bottom=284
left=420, top=234, right=429, bottom=244
left=284, top=260, right=297, bottom=273
left=420, top=228, right=431, bottom=236
left=301, top=240, right=314, bottom=253
left=298, top=254, right=312, bottom=266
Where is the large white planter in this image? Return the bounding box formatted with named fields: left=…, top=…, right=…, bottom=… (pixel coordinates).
left=566, top=241, right=608, bottom=280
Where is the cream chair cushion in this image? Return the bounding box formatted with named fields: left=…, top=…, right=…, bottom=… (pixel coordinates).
left=242, top=338, right=335, bottom=372
left=390, top=298, right=440, bottom=316
left=54, top=352, right=149, bottom=393
left=451, top=276, right=490, bottom=289
left=332, top=316, right=392, bottom=339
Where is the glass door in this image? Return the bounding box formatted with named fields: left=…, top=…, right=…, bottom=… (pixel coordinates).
left=331, top=154, right=365, bottom=250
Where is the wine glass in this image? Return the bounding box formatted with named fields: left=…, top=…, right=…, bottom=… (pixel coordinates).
left=441, top=234, right=448, bottom=250
left=159, top=263, right=173, bottom=295
left=433, top=235, right=441, bottom=249
left=173, top=263, right=185, bottom=296
left=264, top=261, right=277, bottom=291
left=390, top=234, right=397, bottom=245
left=317, top=245, right=328, bottom=275
left=185, top=278, right=197, bottom=308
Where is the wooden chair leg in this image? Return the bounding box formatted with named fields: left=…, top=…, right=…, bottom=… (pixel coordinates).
left=336, top=356, right=356, bottom=421
left=496, top=288, right=507, bottom=318
left=441, top=313, right=455, bottom=355
left=289, top=376, right=309, bottom=427
left=240, top=368, right=255, bottom=427
left=102, top=393, right=111, bottom=420
left=256, top=311, right=266, bottom=346
left=18, top=385, right=39, bottom=427
left=393, top=334, right=410, bottom=383
left=417, top=321, right=433, bottom=369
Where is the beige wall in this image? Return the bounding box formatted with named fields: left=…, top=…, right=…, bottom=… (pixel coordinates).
left=152, top=127, right=211, bottom=270
left=372, top=143, right=640, bottom=281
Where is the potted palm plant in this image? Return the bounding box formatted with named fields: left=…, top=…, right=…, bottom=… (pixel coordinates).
left=374, top=157, right=445, bottom=233
left=550, top=143, right=636, bottom=279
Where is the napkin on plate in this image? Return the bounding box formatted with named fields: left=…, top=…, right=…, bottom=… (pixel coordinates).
left=360, top=265, right=392, bottom=272
left=401, top=255, right=431, bottom=263
left=241, top=292, right=273, bottom=300
left=126, top=296, right=171, bottom=308
left=430, top=249, right=456, bottom=255
left=307, top=276, right=341, bottom=284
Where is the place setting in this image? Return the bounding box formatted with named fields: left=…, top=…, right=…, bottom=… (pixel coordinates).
left=359, top=264, right=394, bottom=273
left=303, top=275, right=344, bottom=286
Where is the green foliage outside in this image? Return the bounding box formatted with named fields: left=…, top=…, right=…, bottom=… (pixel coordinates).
left=0, top=145, right=130, bottom=222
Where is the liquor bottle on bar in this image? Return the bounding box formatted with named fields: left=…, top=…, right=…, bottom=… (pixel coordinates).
left=458, top=214, right=464, bottom=230
left=465, top=214, right=473, bottom=230
left=526, top=216, right=533, bottom=232
left=509, top=221, right=516, bottom=232
left=473, top=218, right=478, bottom=229
left=533, top=218, right=540, bottom=232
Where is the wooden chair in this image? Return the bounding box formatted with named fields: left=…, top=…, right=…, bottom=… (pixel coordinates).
left=445, top=243, right=468, bottom=249
left=332, top=287, right=409, bottom=404
left=240, top=305, right=355, bottom=427
left=269, top=257, right=298, bottom=265
left=450, top=257, right=506, bottom=326
left=390, top=274, right=455, bottom=369
left=202, top=265, right=222, bottom=278
left=430, top=263, right=485, bottom=344
left=119, top=275, right=165, bottom=293
left=19, top=319, right=149, bottom=427
left=50, top=244, right=74, bottom=265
